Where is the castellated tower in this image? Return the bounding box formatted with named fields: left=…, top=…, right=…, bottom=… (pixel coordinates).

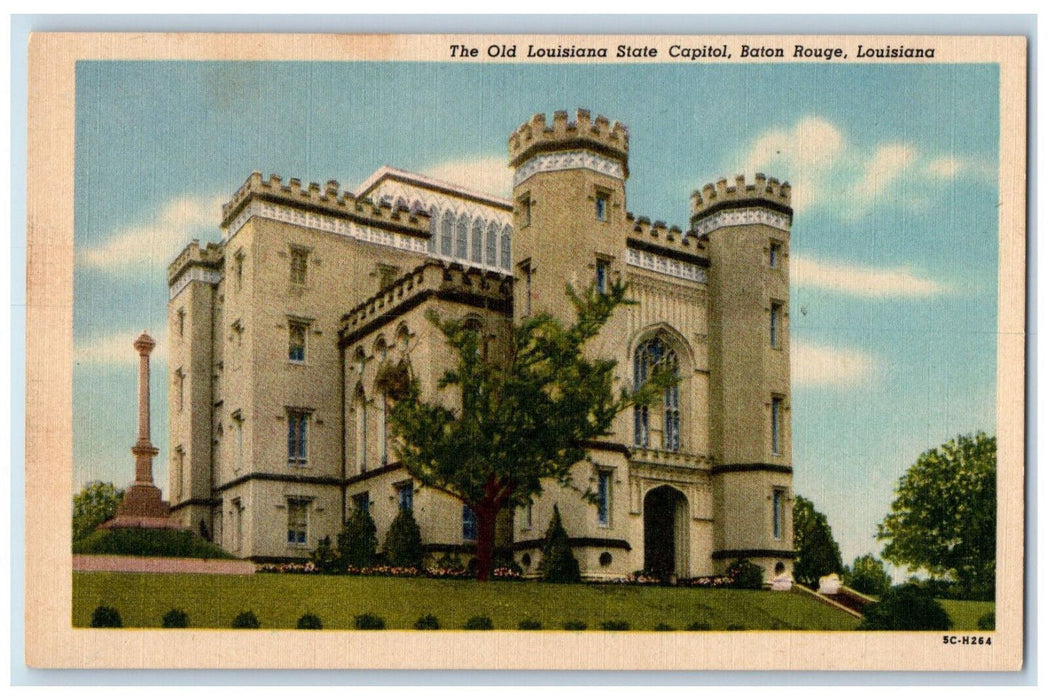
left=508, top=109, right=630, bottom=321
left=695, top=174, right=795, bottom=576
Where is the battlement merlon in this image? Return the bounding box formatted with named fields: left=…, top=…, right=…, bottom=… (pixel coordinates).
left=625, top=212, right=706, bottom=254
left=219, top=171, right=432, bottom=238
left=167, top=239, right=224, bottom=287
left=689, top=173, right=793, bottom=224
left=338, top=260, right=513, bottom=348
left=508, top=109, right=630, bottom=173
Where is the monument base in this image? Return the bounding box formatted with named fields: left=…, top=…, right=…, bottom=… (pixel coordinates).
left=100, top=483, right=186, bottom=530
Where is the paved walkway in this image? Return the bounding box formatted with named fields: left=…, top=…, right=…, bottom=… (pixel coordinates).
left=73, top=554, right=255, bottom=575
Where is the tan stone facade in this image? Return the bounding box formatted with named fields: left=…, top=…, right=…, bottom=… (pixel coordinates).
left=167, top=109, right=794, bottom=579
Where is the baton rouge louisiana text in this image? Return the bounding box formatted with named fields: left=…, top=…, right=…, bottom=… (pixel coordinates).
left=448, top=43, right=936, bottom=61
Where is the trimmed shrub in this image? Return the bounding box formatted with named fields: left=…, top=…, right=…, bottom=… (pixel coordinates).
left=464, top=615, right=494, bottom=630
left=726, top=624, right=747, bottom=630
left=297, top=613, right=323, bottom=630
left=857, top=584, right=953, bottom=631
left=726, top=559, right=765, bottom=590
left=654, top=623, right=675, bottom=631
left=599, top=620, right=630, bottom=631
left=539, top=505, right=580, bottom=583
left=562, top=620, right=587, bottom=630
left=518, top=618, right=542, bottom=630
left=74, top=527, right=234, bottom=559
left=339, top=506, right=379, bottom=568
left=354, top=613, right=386, bottom=630
left=310, top=536, right=339, bottom=574
left=978, top=611, right=995, bottom=631
left=384, top=508, right=423, bottom=569
left=161, top=609, right=189, bottom=628
left=231, top=611, right=260, bottom=629
left=686, top=621, right=711, bottom=631
left=91, top=605, right=122, bottom=628
left=414, top=614, right=440, bottom=630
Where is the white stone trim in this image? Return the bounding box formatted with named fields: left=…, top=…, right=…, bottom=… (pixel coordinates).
left=368, top=180, right=513, bottom=228
left=626, top=248, right=707, bottom=284
left=691, top=207, right=790, bottom=237
left=169, top=266, right=222, bottom=300
left=513, top=150, right=624, bottom=188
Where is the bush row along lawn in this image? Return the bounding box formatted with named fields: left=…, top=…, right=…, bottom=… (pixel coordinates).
left=74, top=572, right=860, bottom=631
left=936, top=599, right=996, bottom=631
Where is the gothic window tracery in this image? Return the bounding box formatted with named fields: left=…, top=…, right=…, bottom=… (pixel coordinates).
left=633, top=337, right=681, bottom=451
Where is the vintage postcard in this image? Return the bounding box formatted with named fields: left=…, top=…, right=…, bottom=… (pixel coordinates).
left=24, top=32, right=1026, bottom=671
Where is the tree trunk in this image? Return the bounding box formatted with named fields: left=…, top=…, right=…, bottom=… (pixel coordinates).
left=474, top=503, right=498, bottom=582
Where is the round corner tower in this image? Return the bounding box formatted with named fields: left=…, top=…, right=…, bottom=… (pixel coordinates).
left=507, top=108, right=629, bottom=321
left=695, top=174, right=795, bottom=577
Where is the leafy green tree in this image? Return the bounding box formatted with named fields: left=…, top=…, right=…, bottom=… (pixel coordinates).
left=538, top=505, right=580, bottom=583
left=384, top=507, right=423, bottom=569
left=338, top=505, right=379, bottom=568
left=792, top=495, right=844, bottom=588
left=389, top=282, right=672, bottom=580
left=72, top=481, right=124, bottom=543
left=877, top=432, right=996, bottom=598
left=845, top=554, right=892, bottom=597
left=857, top=584, right=952, bottom=631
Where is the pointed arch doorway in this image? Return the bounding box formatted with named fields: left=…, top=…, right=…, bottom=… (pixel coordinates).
left=643, top=485, right=690, bottom=580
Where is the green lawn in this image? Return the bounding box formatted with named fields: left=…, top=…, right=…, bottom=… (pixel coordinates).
left=74, top=572, right=860, bottom=631
left=938, top=599, right=995, bottom=631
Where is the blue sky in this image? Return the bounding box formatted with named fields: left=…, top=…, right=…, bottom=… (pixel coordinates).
left=73, top=60, right=999, bottom=572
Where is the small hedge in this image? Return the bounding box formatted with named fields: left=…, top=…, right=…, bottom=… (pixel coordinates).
left=654, top=623, right=675, bottom=631
left=978, top=611, right=995, bottom=631
left=857, top=584, right=952, bottom=631
left=562, top=620, right=587, bottom=630
left=354, top=613, right=386, bottom=630
left=726, top=559, right=765, bottom=590
left=91, top=605, right=122, bottom=628
left=231, top=611, right=260, bottom=629
left=297, top=613, right=323, bottom=630
left=74, top=527, right=234, bottom=559
left=518, top=618, right=542, bottom=630
left=686, top=621, right=711, bottom=631
left=414, top=614, right=440, bottom=630
left=464, top=615, right=494, bottom=630
left=161, top=609, right=189, bottom=628
left=599, top=620, right=630, bottom=631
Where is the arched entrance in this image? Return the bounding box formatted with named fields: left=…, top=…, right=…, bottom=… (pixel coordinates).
left=643, top=485, right=689, bottom=580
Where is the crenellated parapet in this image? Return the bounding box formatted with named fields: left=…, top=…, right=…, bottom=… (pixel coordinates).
left=168, top=239, right=224, bottom=287
left=508, top=109, right=629, bottom=174
left=338, top=260, right=513, bottom=347
left=220, top=171, right=432, bottom=237
left=689, top=174, right=793, bottom=237
left=626, top=212, right=706, bottom=255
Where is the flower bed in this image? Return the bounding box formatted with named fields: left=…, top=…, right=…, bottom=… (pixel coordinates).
left=256, top=562, right=522, bottom=580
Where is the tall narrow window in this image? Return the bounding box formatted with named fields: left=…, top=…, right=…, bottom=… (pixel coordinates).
left=290, top=246, right=308, bottom=285
left=769, top=241, right=781, bottom=268
left=518, top=194, right=531, bottom=228
left=471, top=219, right=484, bottom=263
left=397, top=482, right=413, bottom=512
left=287, top=409, right=309, bottom=468
left=288, top=320, right=308, bottom=362
left=524, top=500, right=533, bottom=530
left=427, top=207, right=438, bottom=253
left=595, top=260, right=609, bottom=294
left=773, top=488, right=786, bottom=540
left=355, top=388, right=367, bottom=473
left=500, top=225, right=512, bottom=269
left=231, top=498, right=243, bottom=551
left=352, top=492, right=370, bottom=515
left=233, top=411, right=244, bottom=473
left=770, top=302, right=782, bottom=348
left=664, top=382, right=680, bottom=451
left=234, top=250, right=244, bottom=290
left=523, top=264, right=532, bottom=316
left=177, top=308, right=185, bottom=337
left=456, top=214, right=469, bottom=259
left=441, top=211, right=455, bottom=256
left=175, top=368, right=185, bottom=412
left=485, top=221, right=498, bottom=266
left=771, top=396, right=783, bottom=456
left=462, top=505, right=478, bottom=541
left=595, top=191, right=609, bottom=221
left=287, top=497, right=309, bottom=546
left=634, top=338, right=679, bottom=450
left=597, top=471, right=612, bottom=525
left=173, top=446, right=184, bottom=500
left=378, top=391, right=387, bottom=466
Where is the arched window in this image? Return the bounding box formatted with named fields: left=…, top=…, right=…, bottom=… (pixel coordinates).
left=485, top=221, right=498, bottom=266
left=633, top=337, right=680, bottom=450
left=456, top=214, right=469, bottom=260
left=471, top=219, right=484, bottom=263
left=441, top=210, right=455, bottom=257
left=500, top=225, right=512, bottom=269
left=354, top=384, right=368, bottom=474
left=427, top=206, right=438, bottom=253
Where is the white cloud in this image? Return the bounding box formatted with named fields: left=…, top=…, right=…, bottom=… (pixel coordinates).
left=423, top=155, right=512, bottom=198
left=79, top=193, right=224, bottom=275
left=793, top=255, right=948, bottom=298
left=926, top=156, right=963, bottom=179
left=852, top=143, right=916, bottom=202
left=75, top=328, right=169, bottom=367
left=792, top=340, right=877, bottom=388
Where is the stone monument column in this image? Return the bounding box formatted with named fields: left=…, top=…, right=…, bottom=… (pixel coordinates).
left=131, top=331, right=160, bottom=484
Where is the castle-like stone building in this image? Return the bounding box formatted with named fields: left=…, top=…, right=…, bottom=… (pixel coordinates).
left=167, top=109, right=795, bottom=580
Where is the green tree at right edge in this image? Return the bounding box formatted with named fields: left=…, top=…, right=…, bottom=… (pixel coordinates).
left=792, top=495, right=844, bottom=588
